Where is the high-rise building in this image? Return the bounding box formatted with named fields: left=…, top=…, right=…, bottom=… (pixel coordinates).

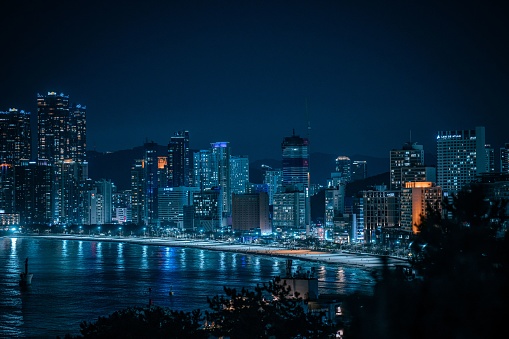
left=485, top=144, right=495, bottom=173
left=143, top=141, right=158, bottom=226
left=390, top=142, right=424, bottom=190
left=335, top=156, right=351, bottom=183
left=501, top=143, right=509, bottom=174
left=360, top=186, right=400, bottom=244
left=230, top=155, right=249, bottom=194
left=281, top=132, right=309, bottom=190
left=69, top=104, right=87, bottom=163
left=263, top=169, right=282, bottom=205
left=0, top=108, right=31, bottom=165
left=168, top=130, right=191, bottom=187
left=324, top=185, right=346, bottom=232
left=193, top=149, right=213, bottom=189
left=211, top=142, right=231, bottom=220
left=193, top=187, right=222, bottom=232
left=130, top=159, right=144, bottom=225
left=400, top=181, right=442, bottom=234
left=436, top=127, right=487, bottom=193
left=272, top=190, right=307, bottom=233
left=158, top=186, right=199, bottom=228
left=14, top=160, right=53, bottom=226
left=281, top=132, right=310, bottom=234
left=351, top=160, right=367, bottom=182
left=91, top=179, right=113, bottom=225
left=37, top=92, right=88, bottom=225
left=231, top=192, right=270, bottom=235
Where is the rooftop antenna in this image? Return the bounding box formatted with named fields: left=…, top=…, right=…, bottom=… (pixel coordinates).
left=409, top=130, right=412, bottom=143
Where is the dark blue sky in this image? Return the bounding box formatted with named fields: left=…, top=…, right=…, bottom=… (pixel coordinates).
left=1, top=0, right=508, bottom=162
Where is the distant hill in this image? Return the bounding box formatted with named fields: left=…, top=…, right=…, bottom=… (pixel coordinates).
left=250, top=153, right=390, bottom=186
left=87, top=145, right=395, bottom=190
left=87, top=145, right=168, bottom=190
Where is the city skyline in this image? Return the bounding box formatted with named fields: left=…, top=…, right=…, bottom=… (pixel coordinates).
left=1, top=1, right=508, bottom=161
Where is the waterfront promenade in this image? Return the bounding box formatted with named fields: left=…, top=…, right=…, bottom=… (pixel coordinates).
left=23, top=234, right=410, bottom=270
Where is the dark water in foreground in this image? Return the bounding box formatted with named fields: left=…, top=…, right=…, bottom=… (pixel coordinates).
left=0, top=236, right=376, bottom=338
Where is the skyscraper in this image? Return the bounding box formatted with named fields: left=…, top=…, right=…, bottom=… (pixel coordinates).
left=0, top=108, right=31, bottom=216
left=281, top=132, right=309, bottom=190
left=335, top=156, right=351, bottom=183
left=37, top=92, right=87, bottom=225
left=37, top=92, right=70, bottom=162
left=389, top=141, right=435, bottom=190
left=211, top=142, right=231, bottom=220
left=280, top=131, right=310, bottom=234
left=0, top=108, right=31, bottom=164
left=167, top=130, right=191, bottom=187
left=436, top=126, right=487, bottom=193
left=400, top=181, right=442, bottom=234
left=230, top=155, right=249, bottom=194
left=351, top=160, right=367, bottom=182
left=501, top=143, right=509, bottom=174
left=143, top=141, right=158, bottom=226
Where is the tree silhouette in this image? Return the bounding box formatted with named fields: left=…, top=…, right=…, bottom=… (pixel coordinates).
left=60, top=306, right=206, bottom=339
left=344, top=183, right=509, bottom=339
left=205, top=276, right=336, bottom=338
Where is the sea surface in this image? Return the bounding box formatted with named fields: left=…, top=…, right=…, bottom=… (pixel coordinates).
left=0, top=236, right=376, bottom=338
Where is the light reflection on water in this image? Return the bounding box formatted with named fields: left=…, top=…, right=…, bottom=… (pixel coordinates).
left=0, top=236, right=375, bottom=338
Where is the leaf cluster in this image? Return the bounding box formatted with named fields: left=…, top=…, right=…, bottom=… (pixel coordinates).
left=204, top=276, right=335, bottom=338
left=60, top=306, right=206, bottom=339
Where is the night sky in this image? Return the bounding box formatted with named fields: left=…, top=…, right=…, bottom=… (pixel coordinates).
left=1, top=1, right=508, bottom=162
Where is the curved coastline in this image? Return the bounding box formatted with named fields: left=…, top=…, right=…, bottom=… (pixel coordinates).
left=11, top=234, right=409, bottom=270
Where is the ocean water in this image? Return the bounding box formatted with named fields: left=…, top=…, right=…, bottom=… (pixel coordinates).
left=0, top=236, right=376, bottom=338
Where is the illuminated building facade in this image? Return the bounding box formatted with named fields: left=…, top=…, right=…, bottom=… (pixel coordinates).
left=231, top=192, right=270, bottom=235
left=351, top=160, right=367, bottom=182
left=0, top=108, right=31, bottom=218
left=193, top=187, right=222, bottom=232
left=0, top=108, right=31, bottom=165
left=390, top=142, right=425, bottom=190
left=211, top=142, right=231, bottom=218
left=168, top=130, right=191, bottom=187
left=335, top=156, right=351, bottom=183
left=230, top=155, right=249, bottom=194
left=263, top=169, right=282, bottom=205
left=281, top=132, right=309, bottom=190
left=272, top=190, right=306, bottom=233
left=281, top=132, right=310, bottom=234
left=324, top=185, right=346, bottom=239
left=14, top=160, right=53, bottom=225
left=130, top=159, right=144, bottom=225
left=400, top=181, right=442, bottom=234
left=158, top=186, right=199, bottom=228
left=501, top=143, right=509, bottom=174
left=143, top=141, right=158, bottom=226
left=37, top=92, right=88, bottom=225
left=436, top=127, right=487, bottom=193
left=360, top=187, right=400, bottom=244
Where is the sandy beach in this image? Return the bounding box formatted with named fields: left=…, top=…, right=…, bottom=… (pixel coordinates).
left=25, top=234, right=410, bottom=270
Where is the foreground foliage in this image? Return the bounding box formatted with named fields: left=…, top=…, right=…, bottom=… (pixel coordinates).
left=204, top=277, right=336, bottom=338
left=344, top=183, right=509, bottom=338
left=60, top=306, right=206, bottom=339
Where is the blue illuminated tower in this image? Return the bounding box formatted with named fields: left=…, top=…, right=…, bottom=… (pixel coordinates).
left=281, top=131, right=309, bottom=190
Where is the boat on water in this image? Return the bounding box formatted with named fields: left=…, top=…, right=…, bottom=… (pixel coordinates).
left=19, top=257, right=33, bottom=286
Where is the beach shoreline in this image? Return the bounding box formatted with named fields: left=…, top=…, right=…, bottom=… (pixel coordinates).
left=9, top=234, right=410, bottom=270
